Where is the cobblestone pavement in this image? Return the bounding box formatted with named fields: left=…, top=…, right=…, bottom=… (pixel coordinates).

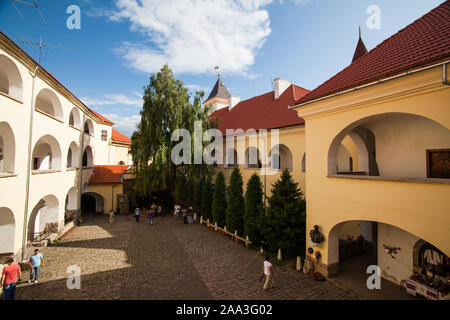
left=15, top=215, right=358, bottom=300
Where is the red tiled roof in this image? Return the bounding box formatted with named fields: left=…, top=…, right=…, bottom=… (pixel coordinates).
left=87, top=107, right=114, bottom=125
left=112, top=129, right=132, bottom=144
left=210, top=85, right=309, bottom=135
left=89, top=165, right=130, bottom=184
left=296, top=1, right=450, bottom=105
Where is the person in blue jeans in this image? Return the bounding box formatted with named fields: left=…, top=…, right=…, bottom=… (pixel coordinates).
left=28, top=249, right=45, bottom=284
left=1, top=258, right=22, bottom=300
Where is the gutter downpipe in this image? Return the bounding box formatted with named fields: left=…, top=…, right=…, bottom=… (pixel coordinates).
left=21, top=65, right=39, bottom=261
left=290, top=60, right=450, bottom=110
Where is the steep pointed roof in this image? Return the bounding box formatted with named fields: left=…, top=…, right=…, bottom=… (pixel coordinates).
left=352, top=28, right=368, bottom=63
left=295, top=1, right=450, bottom=106
left=205, top=76, right=231, bottom=102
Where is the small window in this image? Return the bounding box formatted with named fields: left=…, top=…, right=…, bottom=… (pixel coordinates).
left=101, top=130, right=107, bottom=141
left=427, top=149, right=450, bottom=179
left=33, top=157, right=39, bottom=170
left=349, top=157, right=353, bottom=172
left=118, top=161, right=125, bottom=165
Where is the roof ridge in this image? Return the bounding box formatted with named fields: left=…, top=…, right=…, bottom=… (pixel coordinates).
left=296, top=1, right=450, bottom=105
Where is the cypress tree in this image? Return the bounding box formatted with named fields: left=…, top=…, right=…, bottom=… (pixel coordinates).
left=212, top=172, right=227, bottom=226
left=263, top=169, right=306, bottom=256
left=201, top=176, right=213, bottom=220
left=226, top=168, right=245, bottom=235
left=244, top=173, right=264, bottom=244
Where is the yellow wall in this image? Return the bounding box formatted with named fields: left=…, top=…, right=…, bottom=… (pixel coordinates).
left=83, top=183, right=123, bottom=213
left=213, top=125, right=307, bottom=197
left=294, top=66, right=450, bottom=275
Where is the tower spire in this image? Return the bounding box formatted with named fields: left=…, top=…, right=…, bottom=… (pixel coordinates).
left=352, top=26, right=368, bottom=63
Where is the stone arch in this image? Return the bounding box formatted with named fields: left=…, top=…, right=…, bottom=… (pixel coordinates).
left=225, top=148, right=238, bottom=168
left=328, top=112, right=450, bottom=178
left=28, top=195, right=59, bottom=239
left=81, top=192, right=104, bottom=214
left=0, top=122, right=16, bottom=173
left=82, top=145, right=93, bottom=167
left=84, top=119, right=94, bottom=136
left=35, top=88, right=64, bottom=121
left=67, top=141, right=79, bottom=168
left=0, top=207, right=15, bottom=254
left=32, top=134, right=62, bottom=171
left=244, top=146, right=262, bottom=168
left=69, top=107, right=81, bottom=129
left=65, top=187, right=78, bottom=224
left=269, top=144, right=293, bottom=170
left=0, top=54, right=23, bottom=100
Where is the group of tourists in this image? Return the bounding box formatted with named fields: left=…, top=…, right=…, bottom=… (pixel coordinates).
left=1, top=248, right=45, bottom=300
left=125, top=204, right=163, bottom=225
left=173, top=204, right=195, bottom=225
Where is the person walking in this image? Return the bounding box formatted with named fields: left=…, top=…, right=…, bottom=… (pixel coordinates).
left=182, top=209, right=187, bottom=224
left=124, top=210, right=130, bottom=221
left=108, top=209, right=115, bottom=225
left=187, top=207, right=194, bottom=224
left=1, top=258, right=21, bottom=300
left=148, top=208, right=155, bottom=225
left=261, top=256, right=275, bottom=291
left=28, top=248, right=45, bottom=284
left=134, top=207, right=141, bottom=223
left=157, top=205, right=162, bottom=216
left=174, top=204, right=181, bottom=217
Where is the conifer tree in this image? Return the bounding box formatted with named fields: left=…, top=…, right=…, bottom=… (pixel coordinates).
left=212, top=172, right=227, bottom=226
left=201, top=176, right=213, bottom=220
left=226, top=168, right=245, bottom=235
left=263, top=169, right=306, bottom=256
left=244, top=173, right=264, bottom=243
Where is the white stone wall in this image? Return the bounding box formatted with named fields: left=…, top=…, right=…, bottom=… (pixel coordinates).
left=0, top=42, right=122, bottom=258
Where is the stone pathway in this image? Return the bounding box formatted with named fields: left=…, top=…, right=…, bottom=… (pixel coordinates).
left=14, top=215, right=357, bottom=300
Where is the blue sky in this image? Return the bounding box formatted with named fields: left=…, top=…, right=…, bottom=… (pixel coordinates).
left=0, top=0, right=445, bottom=137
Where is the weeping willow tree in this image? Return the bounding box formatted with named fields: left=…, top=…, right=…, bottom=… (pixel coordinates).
left=131, top=64, right=213, bottom=199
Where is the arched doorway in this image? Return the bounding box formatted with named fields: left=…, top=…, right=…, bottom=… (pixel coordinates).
left=81, top=192, right=104, bottom=215
left=327, top=220, right=448, bottom=286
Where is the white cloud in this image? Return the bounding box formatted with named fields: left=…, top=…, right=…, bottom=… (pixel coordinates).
left=109, top=0, right=273, bottom=75
left=81, top=93, right=142, bottom=107
left=102, top=113, right=141, bottom=138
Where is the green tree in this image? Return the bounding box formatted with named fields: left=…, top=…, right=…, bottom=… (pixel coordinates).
left=201, top=176, right=213, bottom=220
left=212, top=172, right=227, bottom=226
left=263, top=169, right=306, bottom=256
left=244, top=173, right=264, bottom=244
left=131, top=64, right=213, bottom=197
left=226, top=168, right=245, bottom=235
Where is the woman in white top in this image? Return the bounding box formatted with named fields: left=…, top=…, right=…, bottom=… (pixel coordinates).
left=262, top=255, right=275, bottom=291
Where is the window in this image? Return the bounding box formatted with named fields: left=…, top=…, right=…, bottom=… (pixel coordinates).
left=101, top=130, right=107, bottom=141
left=349, top=157, right=353, bottom=172
left=427, top=149, right=450, bottom=179
left=33, top=157, right=39, bottom=170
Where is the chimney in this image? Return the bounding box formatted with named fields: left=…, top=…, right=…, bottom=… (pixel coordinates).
left=274, top=78, right=292, bottom=99
left=229, top=96, right=240, bottom=110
